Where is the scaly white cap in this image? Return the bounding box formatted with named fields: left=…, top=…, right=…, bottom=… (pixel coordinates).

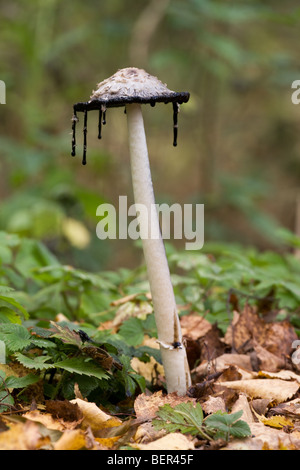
left=90, top=67, right=188, bottom=105
left=71, top=67, right=189, bottom=163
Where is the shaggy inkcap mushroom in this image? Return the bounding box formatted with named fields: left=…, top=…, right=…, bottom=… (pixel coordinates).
left=71, top=67, right=191, bottom=395
left=71, top=67, right=189, bottom=164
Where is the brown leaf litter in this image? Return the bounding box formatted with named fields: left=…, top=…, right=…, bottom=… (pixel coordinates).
left=1, top=304, right=300, bottom=450
left=181, top=305, right=300, bottom=449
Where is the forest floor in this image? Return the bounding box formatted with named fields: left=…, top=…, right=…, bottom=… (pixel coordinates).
left=1, top=304, right=300, bottom=451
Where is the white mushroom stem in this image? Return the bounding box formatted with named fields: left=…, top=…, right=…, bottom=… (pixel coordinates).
left=126, top=103, right=191, bottom=395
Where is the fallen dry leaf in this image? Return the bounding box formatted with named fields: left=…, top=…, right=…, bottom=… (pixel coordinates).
left=97, top=320, right=117, bottom=333
left=131, top=336, right=164, bottom=383
left=53, top=426, right=112, bottom=451
left=231, top=393, right=255, bottom=425
left=110, top=292, right=151, bottom=307
left=133, top=432, right=195, bottom=450
left=266, top=398, right=300, bottom=429
left=180, top=314, right=213, bottom=340
left=252, top=341, right=285, bottom=372
left=220, top=378, right=299, bottom=402
left=201, top=396, right=226, bottom=415
left=223, top=422, right=300, bottom=450
left=251, top=398, right=271, bottom=416
left=0, top=364, right=19, bottom=380
left=134, top=391, right=196, bottom=421
left=112, top=300, right=153, bottom=327
left=256, top=414, right=294, bottom=430
left=258, top=370, right=300, bottom=383
left=224, top=306, right=297, bottom=369
left=199, top=323, right=226, bottom=360
left=70, top=398, right=122, bottom=430
left=134, top=421, right=166, bottom=444
left=94, top=436, right=121, bottom=448
left=180, top=314, right=225, bottom=368
left=194, top=353, right=253, bottom=379
left=23, top=409, right=78, bottom=432
left=53, top=429, right=87, bottom=450
left=219, top=364, right=242, bottom=382
left=0, top=420, right=50, bottom=450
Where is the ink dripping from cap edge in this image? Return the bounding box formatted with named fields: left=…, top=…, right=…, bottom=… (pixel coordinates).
left=72, top=103, right=179, bottom=165
left=71, top=110, right=78, bottom=157
left=82, top=109, right=88, bottom=165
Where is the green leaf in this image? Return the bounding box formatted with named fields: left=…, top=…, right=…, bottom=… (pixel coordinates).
left=118, top=354, right=145, bottom=396
left=281, top=281, right=300, bottom=300
left=31, top=337, right=57, bottom=349
left=61, top=374, right=100, bottom=400
left=0, top=231, right=20, bottom=248
left=29, top=326, right=54, bottom=338
left=54, top=357, right=109, bottom=380
left=0, top=324, right=32, bottom=351
left=0, top=390, right=14, bottom=412
left=205, top=410, right=251, bottom=439
left=153, top=403, right=251, bottom=441
left=0, top=307, right=22, bottom=324
left=130, top=373, right=146, bottom=394
left=15, top=353, right=55, bottom=370
left=228, top=419, right=252, bottom=438
left=14, top=238, right=60, bottom=279
left=4, top=373, right=40, bottom=389
left=135, top=345, right=162, bottom=364
left=0, top=286, right=15, bottom=295
left=275, top=227, right=300, bottom=248
left=0, top=295, right=29, bottom=319
left=153, top=402, right=204, bottom=436
left=119, top=317, right=144, bottom=346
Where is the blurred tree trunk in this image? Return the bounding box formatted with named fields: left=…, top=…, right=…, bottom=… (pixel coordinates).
left=200, top=70, right=221, bottom=196
left=129, top=0, right=170, bottom=68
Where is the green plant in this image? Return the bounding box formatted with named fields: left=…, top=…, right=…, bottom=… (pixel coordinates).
left=1, top=228, right=300, bottom=409
left=0, top=321, right=151, bottom=406
left=153, top=402, right=251, bottom=442
left=0, top=370, right=40, bottom=412
left=169, top=231, right=300, bottom=333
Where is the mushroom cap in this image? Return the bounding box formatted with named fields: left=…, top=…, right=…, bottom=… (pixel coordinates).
left=74, top=67, right=189, bottom=111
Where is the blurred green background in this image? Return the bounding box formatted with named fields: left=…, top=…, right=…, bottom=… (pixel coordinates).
left=1, top=0, right=300, bottom=273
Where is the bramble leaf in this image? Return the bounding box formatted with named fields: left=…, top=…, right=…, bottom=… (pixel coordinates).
left=53, top=357, right=109, bottom=380
left=15, top=353, right=55, bottom=370
left=0, top=324, right=32, bottom=352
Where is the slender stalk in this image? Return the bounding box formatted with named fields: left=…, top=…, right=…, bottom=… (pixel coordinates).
left=126, top=103, right=191, bottom=395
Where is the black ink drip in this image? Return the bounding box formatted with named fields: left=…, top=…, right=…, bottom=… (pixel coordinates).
left=98, top=109, right=102, bottom=139
left=173, top=102, right=178, bottom=147
left=82, top=110, right=88, bottom=165
left=71, top=109, right=77, bottom=156
left=102, top=109, right=106, bottom=125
